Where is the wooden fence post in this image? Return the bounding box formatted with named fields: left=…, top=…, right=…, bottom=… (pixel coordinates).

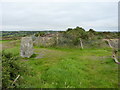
left=80, top=38, right=83, bottom=49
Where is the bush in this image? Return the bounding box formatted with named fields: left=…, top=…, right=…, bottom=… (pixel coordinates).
left=2, top=51, right=27, bottom=89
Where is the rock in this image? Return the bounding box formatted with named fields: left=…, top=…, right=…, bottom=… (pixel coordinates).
left=20, top=37, right=33, bottom=58
left=34, top=36, right=55, bottom=47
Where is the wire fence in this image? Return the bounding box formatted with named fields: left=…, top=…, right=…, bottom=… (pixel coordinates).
left=33, top=34, right=110, bottom=49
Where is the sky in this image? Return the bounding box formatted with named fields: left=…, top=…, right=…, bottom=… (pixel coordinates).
left=0, top=0, right=119, bottom=31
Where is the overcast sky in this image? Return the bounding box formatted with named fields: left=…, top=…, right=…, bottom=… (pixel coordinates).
left=0, top=0, right=119, bottom=31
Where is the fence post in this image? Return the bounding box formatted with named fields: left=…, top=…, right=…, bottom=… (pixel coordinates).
left=80, top=38, right=83, bottom=49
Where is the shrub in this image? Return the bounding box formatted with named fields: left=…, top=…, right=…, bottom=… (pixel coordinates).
left=2, top=51, right=27, bottom=89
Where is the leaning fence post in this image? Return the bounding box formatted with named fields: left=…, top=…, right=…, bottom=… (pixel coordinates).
left=56, top=32, right=59, bottom=45
left=11, top=75, right=20, bottom=86
left=107, top=39, right=113, bottom=48
left=80, top=38, right=83, bottom=49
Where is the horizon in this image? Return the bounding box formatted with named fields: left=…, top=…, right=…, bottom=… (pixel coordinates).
left=1, top=29, right=119, bottom=32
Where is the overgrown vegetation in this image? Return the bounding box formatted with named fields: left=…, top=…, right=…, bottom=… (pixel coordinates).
left=51, top=27, right=119, bottom=48
left=1, top=28, right=119, bottom=41
left=2, top=51, right=27, bottom=89
left=3, top=46, right=118, bottom=88
left=1, top=27, right=119, bottom=88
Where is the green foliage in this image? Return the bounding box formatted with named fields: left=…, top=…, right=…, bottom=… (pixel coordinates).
left=54, top=26, right=88, bottom=47
left=54, top=27, right=108, bottom=48
left=30, top=53, right=37, bottom=58
left=66, top=28, right=73, bottom=32
left=51, top=26, right=119, bottom=48
left=2, top=39, right=118, bottom=88
left=66, top=26, right=88, bottom=39
left=35, top=32, right=45, bottom=37
left=2, top=51, right=27, bottom=89
left=88, top=29, right=96, bottom=33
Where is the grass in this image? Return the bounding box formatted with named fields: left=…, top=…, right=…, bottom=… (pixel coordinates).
left=0, top=40, right=13, bottom=43
left=2, top=40, right=118, bottom=88
left=0, top=40, right=20, bottom=51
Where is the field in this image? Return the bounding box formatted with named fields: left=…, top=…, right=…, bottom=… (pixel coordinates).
left=1, top=40, right=119, bottom=88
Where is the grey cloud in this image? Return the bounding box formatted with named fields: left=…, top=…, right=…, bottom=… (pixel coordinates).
left=1, top=2, right=118, bottom=31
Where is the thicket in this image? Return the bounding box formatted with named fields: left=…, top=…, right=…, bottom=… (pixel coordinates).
left=53, top=27, right=117, bottom=48
left=33, top=27, right=119, bottom=48
left=2, top=51, right=27, bottom=89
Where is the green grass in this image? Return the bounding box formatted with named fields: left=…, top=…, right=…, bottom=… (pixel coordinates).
left=2, top=39, right=118, bottom=88
left=0, top=40, right=13, bottom=43
left=0, top=40, right=20, bottom=51
left=4, top=45, right=118, bottom=88
left=3, top=47, right=20, bottom=56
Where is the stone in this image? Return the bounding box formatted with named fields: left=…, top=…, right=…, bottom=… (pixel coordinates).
left=34, top=36, right=55, bottom=47
left=20, top=37, right=33, bottom=58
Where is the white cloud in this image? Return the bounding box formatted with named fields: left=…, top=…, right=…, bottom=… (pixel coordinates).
left=1, top=2, right=118, bottom=31
left=0, top=2, right=2, bottom=31
left=1, top=0, right=119, bottom=2
left=80, top=17, right=118, bottom=31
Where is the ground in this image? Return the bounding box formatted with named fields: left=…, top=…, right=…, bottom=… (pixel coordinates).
left=1, top=40, right=119, bottom=88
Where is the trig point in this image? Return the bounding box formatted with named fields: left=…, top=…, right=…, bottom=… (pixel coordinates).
left=20, top=37, right=33, bottom=58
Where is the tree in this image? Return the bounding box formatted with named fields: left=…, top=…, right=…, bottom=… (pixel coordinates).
left=35, top=32, right=45, bottom=37
left=66, top=28, right=73, bottom=32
